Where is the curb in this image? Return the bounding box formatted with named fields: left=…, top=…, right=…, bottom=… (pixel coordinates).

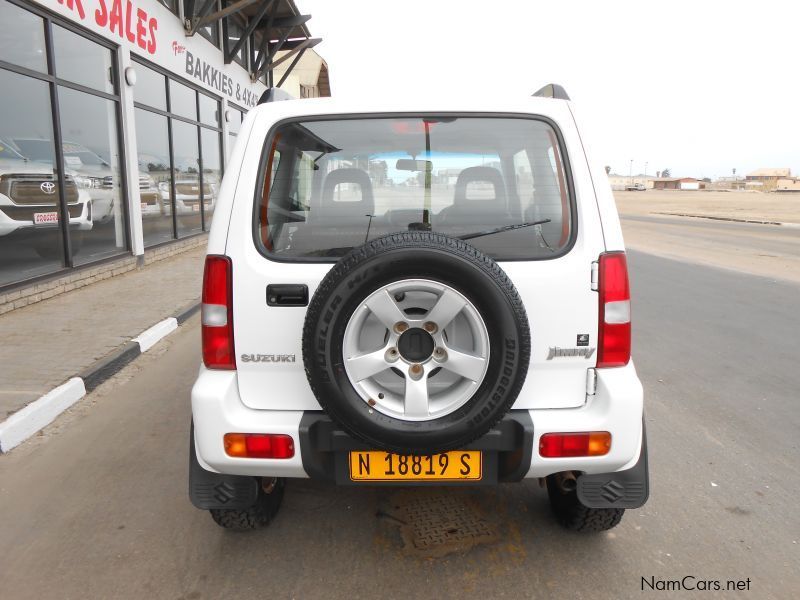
left=654, top=212, right=800, bottom=228
left=0, top=299, right=201, bottom=453
left=80, top=341, right=142, bottom=393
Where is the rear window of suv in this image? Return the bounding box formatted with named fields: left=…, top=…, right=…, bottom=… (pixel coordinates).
left=255, top=116, right=574, bottom=261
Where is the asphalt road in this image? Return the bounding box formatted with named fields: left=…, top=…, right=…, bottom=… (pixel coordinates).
left=620, top=214, right=800, bottom=284
left=1, top=250, right=798, bottom=599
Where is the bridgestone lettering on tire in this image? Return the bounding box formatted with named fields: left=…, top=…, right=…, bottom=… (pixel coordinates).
left=301, top=231, right=531, bottom=454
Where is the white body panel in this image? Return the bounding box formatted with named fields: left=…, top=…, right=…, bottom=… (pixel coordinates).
left=566, top=103, right=626, bottom=252
left=192, top=362, right=643, bottom=477
left=192, top=94, right=643, bottom=477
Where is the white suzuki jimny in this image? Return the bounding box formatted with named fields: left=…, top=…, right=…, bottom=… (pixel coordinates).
left=190, top=84, right=648, bottom=532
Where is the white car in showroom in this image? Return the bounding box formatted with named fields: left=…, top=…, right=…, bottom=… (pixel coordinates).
left=137, top=155, right=169, bottom=218
left=12, top=138, right=116, bottom=224
left=0, top=138, right=92, bottom=257
left=158, top=172, right=217, bottom=216
left=189, top=85, right=648, bottom=533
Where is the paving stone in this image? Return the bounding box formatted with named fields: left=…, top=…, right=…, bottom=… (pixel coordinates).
left=0, top=246, right=204, bottom=417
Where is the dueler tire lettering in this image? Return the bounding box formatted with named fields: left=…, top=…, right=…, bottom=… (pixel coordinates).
left=301, top=231, right=531, bottom=454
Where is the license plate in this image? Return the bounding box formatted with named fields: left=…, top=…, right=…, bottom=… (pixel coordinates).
left=33, top=211, right=59, bottom=225
left=349, top=450, right=482, bottom=482
left=140, top=202, right=148, bottom=211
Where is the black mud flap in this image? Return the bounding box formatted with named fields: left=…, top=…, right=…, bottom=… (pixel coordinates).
left=576, top=421, right=649, bottom=509
left=189, top=424, right=259, bottom=510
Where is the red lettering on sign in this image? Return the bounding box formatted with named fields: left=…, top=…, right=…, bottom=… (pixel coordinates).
left=147, top=18, right=158, bottom=54
left=125, top=0, right=135, bottom=43
left=95, top=0, right=108, bottom=26
left=135, top=8, right=147, bottom=50
left=58, top=0, right=86, bottom=20
left=74, top=0, right=158, bottom=56
left=109, top=0, right=123, bottom=38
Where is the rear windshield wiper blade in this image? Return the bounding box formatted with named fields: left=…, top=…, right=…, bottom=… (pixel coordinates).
left=457, top=219, right=551, bottom=241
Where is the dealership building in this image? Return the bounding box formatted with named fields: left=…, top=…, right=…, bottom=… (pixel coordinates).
left=0, top=0, right=328, bottom=309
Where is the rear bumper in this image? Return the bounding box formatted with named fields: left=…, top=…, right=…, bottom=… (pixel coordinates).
left=298, top=411, right=535, bottom=485
left=191, top=361, right=644, bottom=481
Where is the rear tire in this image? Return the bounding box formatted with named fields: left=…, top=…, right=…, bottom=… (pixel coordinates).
left=546, top=474, right=624, bottom=532
left=210, top=478, right=285, bottom=531
left=302, top=231, right=531, bottom=454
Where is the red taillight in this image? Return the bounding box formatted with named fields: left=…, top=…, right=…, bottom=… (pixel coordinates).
left=202, top=255, right=235, bottom=370
left=223, top=433, right=295, bottom=459
left=597, top=252, right=631, bottom=368
left=539, top=432, right=612, bottom=457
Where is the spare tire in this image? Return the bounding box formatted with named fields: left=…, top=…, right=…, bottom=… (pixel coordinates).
left=302, top=231, right=530, bottom=454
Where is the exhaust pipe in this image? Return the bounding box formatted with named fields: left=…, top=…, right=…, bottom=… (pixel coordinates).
left=553, top=471, right=578, bottom=493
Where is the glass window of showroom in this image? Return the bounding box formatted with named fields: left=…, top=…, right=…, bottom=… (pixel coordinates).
left=133, top=60, right=222, bottom=247
left=0, top=0, right=127, bottom=288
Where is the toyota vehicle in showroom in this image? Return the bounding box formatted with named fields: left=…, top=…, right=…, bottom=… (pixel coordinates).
left=137, top=154, right=168, bottom=218
left=0, top=137, right=92, bottom=258
left=12, top=138, right=116, bottom=224
left=158, top=163, right=217, bottom=218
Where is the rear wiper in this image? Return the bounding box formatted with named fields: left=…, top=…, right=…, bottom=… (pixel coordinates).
left=457, top=219, right=551, bottom=240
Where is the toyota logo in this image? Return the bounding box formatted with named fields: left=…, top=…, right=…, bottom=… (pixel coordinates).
left=40, top=181, right=56, bottom=194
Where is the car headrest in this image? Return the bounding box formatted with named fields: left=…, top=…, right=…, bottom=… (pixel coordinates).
left=318, top=168, right=375, bottom=216
left=453, top=166, right=506, bottom=208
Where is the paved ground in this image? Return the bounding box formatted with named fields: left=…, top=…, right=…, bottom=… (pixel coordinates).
left=0, top=246, right=204, bottom=417
left=1, top=250, right=797, bottom=599
left=614, top=190, right=800, bottom=225
left=620, top=214, right=800, bottom=284
left=614, top=189, right=800, bottom=285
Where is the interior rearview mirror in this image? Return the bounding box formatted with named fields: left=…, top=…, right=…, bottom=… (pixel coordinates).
left=396, top=159, right=432, bottom=172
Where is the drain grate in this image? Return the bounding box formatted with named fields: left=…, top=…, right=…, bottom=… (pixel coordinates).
left=388, top=491, right=498, bottom=557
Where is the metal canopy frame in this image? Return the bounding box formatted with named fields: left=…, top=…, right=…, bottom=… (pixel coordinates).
left=183, top=0, right=321, bottom=88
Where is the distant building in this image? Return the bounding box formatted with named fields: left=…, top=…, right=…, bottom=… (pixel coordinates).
left=746, top=168, right=792, bottom=190
left=712, top=176, right=746, bottom=190
left=607, top=174, right=655, bottom=191
left=652, top=177, right=706, bottom=190
left=776, top=178, right=800, bottom=192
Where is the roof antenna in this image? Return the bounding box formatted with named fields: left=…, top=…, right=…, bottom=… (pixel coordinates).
left=532, top=83, right=571, bottom=100
left=258, top=87, right=295, bottom=105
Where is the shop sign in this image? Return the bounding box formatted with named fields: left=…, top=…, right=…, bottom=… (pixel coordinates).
left=179, top=47, right=259, bottom=108
left=56, top=0, right=158, bottom=54
left=52, top=0, right=262, bottom=107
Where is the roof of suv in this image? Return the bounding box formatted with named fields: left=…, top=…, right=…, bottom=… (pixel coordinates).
left=248, top=94, right=573, bottom=123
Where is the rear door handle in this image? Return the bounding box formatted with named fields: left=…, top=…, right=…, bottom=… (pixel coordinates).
left=267, top=284, right=308, bottom=307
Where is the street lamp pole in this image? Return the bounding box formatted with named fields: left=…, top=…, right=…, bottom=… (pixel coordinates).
left=644, top=161, right=648, bottom=187
left=629, top=159, right=634, bottom=187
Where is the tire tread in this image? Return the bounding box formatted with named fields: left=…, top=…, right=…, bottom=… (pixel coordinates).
left=546, top=476, right=625, bottom=532
left=209, top=479, right=285, bottom=531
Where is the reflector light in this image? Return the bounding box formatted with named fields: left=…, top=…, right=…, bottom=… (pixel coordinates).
left=224, top=433, right=295, bottom=459
left=597, top=252, right=631, bottom=368
left=539, top=432, right=612, bottom=458
left=202, top=255, right=235, bottom=369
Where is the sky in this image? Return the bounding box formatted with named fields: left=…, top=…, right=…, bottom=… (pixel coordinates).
left=296, top=0, right=800, bottom=180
